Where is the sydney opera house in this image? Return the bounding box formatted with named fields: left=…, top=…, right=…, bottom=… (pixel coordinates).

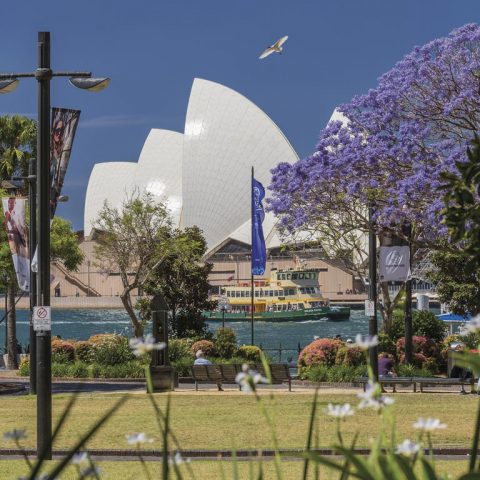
left=48, top=79, right=363, bottom=304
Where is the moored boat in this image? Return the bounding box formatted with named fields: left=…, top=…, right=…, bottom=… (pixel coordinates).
left=204, top=267, right=350, bottom=322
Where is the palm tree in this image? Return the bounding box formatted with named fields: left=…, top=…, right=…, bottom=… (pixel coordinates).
left=0, top=115, right=36, bottom=369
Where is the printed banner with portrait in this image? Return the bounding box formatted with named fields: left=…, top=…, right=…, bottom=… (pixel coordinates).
left=2, top=197, right=29, bottom=292
left=50, top=107, right=81, bottom=217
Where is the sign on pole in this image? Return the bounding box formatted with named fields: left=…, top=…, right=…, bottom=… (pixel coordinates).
left=364, top=300, right=375, bottom=317
left=33, top=306, right=51, bottom=331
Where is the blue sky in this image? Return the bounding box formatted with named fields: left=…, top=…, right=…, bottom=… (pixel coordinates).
left=1, top=0, right=479, bottom=230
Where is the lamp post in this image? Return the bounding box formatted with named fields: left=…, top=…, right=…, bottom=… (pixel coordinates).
left=368, top=204, right=379, bottom=381
left=0, top=31, right=109, bottom=460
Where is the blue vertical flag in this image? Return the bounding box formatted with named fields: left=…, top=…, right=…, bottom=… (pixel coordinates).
left=252, top=177, right=267, bottom=275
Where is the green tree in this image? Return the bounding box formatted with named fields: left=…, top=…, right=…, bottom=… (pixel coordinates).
left=93, top=192, right=172, bottom=337
left=141, top=226, right=216, bottom=338
left=50, top=217, right=84, bottom=271
left=0, top=115, right=36, bottom=369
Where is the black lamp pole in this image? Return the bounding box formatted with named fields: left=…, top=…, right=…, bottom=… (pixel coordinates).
left=368, top=204, right=379, bottom=381
left=404, top=223, right=413, bottom=364
left=28, top=157, right=37, bottom=394
left=0, top=31, right=108, bottom=460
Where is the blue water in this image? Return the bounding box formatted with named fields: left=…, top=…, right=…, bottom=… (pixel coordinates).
left=0, top=308, right=372, bottom=357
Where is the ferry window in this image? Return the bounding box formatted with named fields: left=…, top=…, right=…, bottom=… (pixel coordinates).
left=304, top=273, right=310, bottom=279
left=246, top=291, right=250, bottom=297
left=299, top=287, right=304, bottom=294
left=255, top=291, right=259, bottom=297
left=298, top=303, right=304, bottom=309
left=280, top=274, right=286, bottom=280
left=292, top=273, right=297, bottom=280
left=226, top=291, right=230, bottom=297
left=299, top=273, right=304, bottom=279
left=289, top=289, right=294, bottom=295
left=236, top=291, right=241, bottom=297
left=273, top=290, right=278, bottom=296
left=269, top=290, right=274, bottom=297
left=282, top=304, right=287, bottom=311
left=287, top=274, right=291, bottom=279
left=241, top=291, right=245, bottom=297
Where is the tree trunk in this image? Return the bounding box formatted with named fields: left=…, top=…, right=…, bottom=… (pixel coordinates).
left=120, top=287, right=143, bottom=337
left=6, top=282, right=18, bottom=369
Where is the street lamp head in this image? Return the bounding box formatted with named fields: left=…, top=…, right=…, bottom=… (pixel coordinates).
left=69, top=77, right=110, bottom=92
left=0, top=78, right=19, bottom=94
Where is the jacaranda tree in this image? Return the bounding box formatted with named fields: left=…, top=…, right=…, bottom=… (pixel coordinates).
left=269, top=23, right=480, bottom=328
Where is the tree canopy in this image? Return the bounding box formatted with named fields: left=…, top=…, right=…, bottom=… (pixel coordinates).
left=269, top=23, right=480, bottom=247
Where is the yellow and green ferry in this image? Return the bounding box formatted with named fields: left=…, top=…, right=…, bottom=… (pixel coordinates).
left=204, top=267, right=350, bottom=322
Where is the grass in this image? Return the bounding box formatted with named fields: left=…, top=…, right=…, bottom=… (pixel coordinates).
left=0, top=391, right=478, bottom=452
left=0, top=459, right=472, bottom=479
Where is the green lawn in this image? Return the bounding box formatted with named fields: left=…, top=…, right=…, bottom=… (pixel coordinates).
left=0, top=459, right=472, bottom=480
left=0, top=391, right=478, bottom=452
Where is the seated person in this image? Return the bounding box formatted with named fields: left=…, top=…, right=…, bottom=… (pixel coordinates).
left=194, top=350, right=223, bottom=391
left=378, top=353, right=396, bottom=377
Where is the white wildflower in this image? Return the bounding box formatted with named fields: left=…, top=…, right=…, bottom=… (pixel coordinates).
left=413, top=417, right=447, bottom=432
left=357, top=381, right=394, bottom=411
left=235, top=364, right=269, bottom=392
left=460, top=315, right=480, bottom=335
left=396, top=439, right=420, bottom=457
left=3, top=429, right=27, bottom=441
left=129, top=334, right=166, bottom=357
left=71, top=452, right=89, bottom=465
left=325, top=403, right=354, bottom=419
left=353, top=334, right=379, bottom=350
left=169, top=451, right=191, bottom=465
left=126, top=432, right=154, bottom=445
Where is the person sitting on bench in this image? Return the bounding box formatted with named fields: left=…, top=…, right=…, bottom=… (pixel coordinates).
left=378, top=353, right=396, bottom=393
left=194, top=350, right=223, bottom=391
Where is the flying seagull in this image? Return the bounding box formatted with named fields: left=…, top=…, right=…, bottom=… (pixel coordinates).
left=259, top=35, right=289, bottom=60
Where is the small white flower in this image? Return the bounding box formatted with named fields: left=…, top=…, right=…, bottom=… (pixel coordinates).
left=325, top=403, right=354, bottom=419
left=169, top=451, right=191, bottom=465
left=3, top=429, right=27, bottom=441
left=357, top=381, right=394, bottom=411
left=413, top=417, right=447, bottom=432
left=353, top=334, right=379, bottom=350
left=235, top=364, right=269, bottom=392
left=71, top=451, right=89, bottom=465
left=460, top=315, right=480, bottom=335
left=126, top=432, right=154, bottom=445
left=129, top=334, right=166, bottom=357
left=396, top=439, right=420, bottom=457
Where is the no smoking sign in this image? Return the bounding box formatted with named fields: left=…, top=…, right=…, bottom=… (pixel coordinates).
left=33, top=306, right=51, bottom=331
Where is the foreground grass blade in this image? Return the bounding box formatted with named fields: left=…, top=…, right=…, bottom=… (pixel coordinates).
left=470, top=398, right=480, bottom=472
left=29, top=393, right=79, bottom=480
left=301, top=452, right=363, bottom=479
left=302, top=388, right=319, bottom=480
left=333, top=446, right=376, bottom=480
left=46, top=395, right=128, bottom=480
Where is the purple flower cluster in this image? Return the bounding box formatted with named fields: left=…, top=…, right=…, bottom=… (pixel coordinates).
left=269, top=23, right=480, bottom=244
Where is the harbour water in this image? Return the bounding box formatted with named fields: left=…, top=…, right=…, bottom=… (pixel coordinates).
left=0, top=308, right=372, bottom=357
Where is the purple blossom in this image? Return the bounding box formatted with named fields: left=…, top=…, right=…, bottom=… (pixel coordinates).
left=269, top=23, right=480, bottom=245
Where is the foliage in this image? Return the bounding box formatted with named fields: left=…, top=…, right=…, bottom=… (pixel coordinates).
left=299, top=364, right=367, bottom=382
left=298, top=338, right=343, bottom=368
left=168, top=338, right=194, bottom=363
left=396, top=335, right=439, bottom=358
left=93, top=192, right=172, bottom=337
left=18, top=356, right=29, bottom=376
left=88, top=334, right=135, bottom=366
left=141, top=226, right=216, bottom=338
left=429, top=247, right=480, bottom=315
left=237, top=345, right=262, bottom=362
left=388, top=310, right=447, bottom=343
left=191, top=339, right=216, bottom=357
left=74, top=340, right=93, bottom=363
left=335, top=345, right=366, bottom=366
left=51, top=338, right=75, bottom=364
left=170, top=356, right=194, bottom=377
left=395, top=363, right=435, bottom=377
left=213, top=327, right=237, bottom=358
left=50, top=217, right=84, bottom=271
left=440, top=135, right=480, bottom=260
left=377, top=332, right=397, bottom=356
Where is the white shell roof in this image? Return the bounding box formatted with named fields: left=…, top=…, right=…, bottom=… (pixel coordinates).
left=182, top=78, right=298, bottom=249
left=84, top=78, right=299, bottom=250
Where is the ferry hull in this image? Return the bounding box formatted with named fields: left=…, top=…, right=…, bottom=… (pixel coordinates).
left=203, top=306, right=350, bottom=323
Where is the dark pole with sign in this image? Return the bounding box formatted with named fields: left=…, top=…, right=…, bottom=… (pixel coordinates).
left=368, top=204, right=379, bottom=381
left=29, top=158, right=37, bottom=394
left=404, top=223, right=413, bottom=364
left=250, top=166, right=255, bottom=346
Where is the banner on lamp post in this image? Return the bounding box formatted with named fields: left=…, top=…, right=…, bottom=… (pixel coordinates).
left=2, top=197, right=29, bottom=292
left=379, top=246, right=410, bottom=282
left=251, top=177, right=266, bottom=276
left=50, top=107, right=81, bottom=217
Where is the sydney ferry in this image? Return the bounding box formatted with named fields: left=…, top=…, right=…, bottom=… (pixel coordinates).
left=204, top=267, right=350, bottom=322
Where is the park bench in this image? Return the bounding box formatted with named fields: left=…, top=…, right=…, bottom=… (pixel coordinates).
left=358, top=377, right=416, bottom=393
left=416, top=377, right=476, bottom=393
left=190, top=363, right=292, bottom=391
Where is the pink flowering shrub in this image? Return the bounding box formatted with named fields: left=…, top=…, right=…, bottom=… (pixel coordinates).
left=298, top=338, right=343, bottom=368
left=396, top=336, right=439, bottom=358
left=335, top=345, right=366, bottom=367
